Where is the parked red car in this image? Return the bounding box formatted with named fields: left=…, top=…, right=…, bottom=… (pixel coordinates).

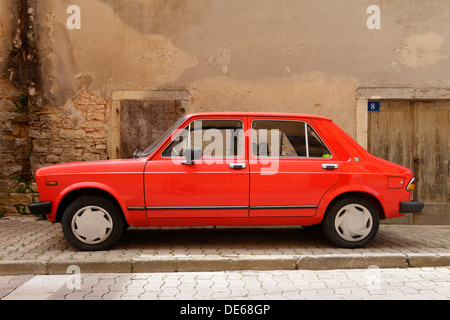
left=29, top=112, right=423, bottom=250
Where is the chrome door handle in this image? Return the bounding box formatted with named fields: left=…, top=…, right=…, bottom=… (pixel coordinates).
left=229, top=163, right=247, bottom=169
left=322, top=164, right=339, bottom=170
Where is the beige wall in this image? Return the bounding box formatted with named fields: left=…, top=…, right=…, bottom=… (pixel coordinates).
left=4, top=0, right=449, bottom=133
left=3, top=1, right=450, bottom=128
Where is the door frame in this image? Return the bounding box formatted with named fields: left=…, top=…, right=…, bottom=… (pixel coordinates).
left=355, top=87, right=450, bottom=149
left=108, top=90, right=190, bottom=160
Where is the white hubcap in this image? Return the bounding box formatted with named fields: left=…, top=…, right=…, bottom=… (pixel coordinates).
left=71, top=206, right=113, bottom=244
left=335, top=204, right=373, bottom=242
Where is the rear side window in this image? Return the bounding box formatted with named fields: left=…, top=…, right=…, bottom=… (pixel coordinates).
left=251, top=120, right=331, bottom=158
left=307, top=125, right=331, bottom=158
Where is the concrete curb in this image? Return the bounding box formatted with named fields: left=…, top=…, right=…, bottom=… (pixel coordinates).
left=407, top=253, right=450, bottom=268
left=1, top=253, right=449, bottom=275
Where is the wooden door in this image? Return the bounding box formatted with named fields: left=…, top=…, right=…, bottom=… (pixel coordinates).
left=368, top=102, right=413, bottom=170
left=413, top=102, right=450, bottom=223
left=120, top=100, right=184, bottom=158
left=369, top=101, right=450, bottom=224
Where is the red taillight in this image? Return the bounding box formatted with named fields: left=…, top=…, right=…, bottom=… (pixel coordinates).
left=388, top=177, right=405, bottom=189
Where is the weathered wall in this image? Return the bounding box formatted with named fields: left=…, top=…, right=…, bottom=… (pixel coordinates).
left=29, top=87, right=110, bottom=174
left=0, top=78, right=35, bottom=214
left=33, top=0, right=450, bottom=134
left=0, top=0, right=449, bottom=215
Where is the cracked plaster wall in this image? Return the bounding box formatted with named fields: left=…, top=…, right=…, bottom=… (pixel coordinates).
left=9, top=0, right=449, bottom=121
left=39, top=1, right=450, bottom=126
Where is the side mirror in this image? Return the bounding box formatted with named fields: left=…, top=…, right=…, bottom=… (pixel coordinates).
left=133, top=147, right=144, bottom=159
left=182, top=148, right=202, bottom=165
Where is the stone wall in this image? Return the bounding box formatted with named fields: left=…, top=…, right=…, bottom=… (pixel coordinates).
left=0, top=79, right=35, bottom=215
left=29, top=87, right=110, bottom=174
left=0, top=80, right=110, bottom=214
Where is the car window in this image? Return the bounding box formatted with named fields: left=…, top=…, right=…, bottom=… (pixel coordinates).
left=251, top=120, right=331, bottom=158
left=307, top=125, right=331, bottom=158
left=162, top=119, right=244, bottom=158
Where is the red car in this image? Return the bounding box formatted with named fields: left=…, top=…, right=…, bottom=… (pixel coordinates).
left=29, top=112, right=423, bottom=251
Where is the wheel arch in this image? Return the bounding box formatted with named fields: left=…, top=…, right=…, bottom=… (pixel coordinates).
left=55, top=187, right=126, bottom=223
left=322, top=191, right=385, bottom=221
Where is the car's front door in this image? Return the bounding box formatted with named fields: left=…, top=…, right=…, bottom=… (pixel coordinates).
left=248, top=117, right=341, bottom=217
left=144, top=116, right=249, bottom=218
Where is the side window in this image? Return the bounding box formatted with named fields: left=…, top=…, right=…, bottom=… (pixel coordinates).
left=251, top=120, right=331, bottom=158
left=162, top=119, right=243, bottom=157
left=307, top=125, right=331, bottom=158
left=252, top=120, right=306, bottom=157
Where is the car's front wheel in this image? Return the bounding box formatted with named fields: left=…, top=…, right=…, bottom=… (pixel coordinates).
left=61, top=196, right=124, bottom=251
left=322, top=197, right=380, bottom=248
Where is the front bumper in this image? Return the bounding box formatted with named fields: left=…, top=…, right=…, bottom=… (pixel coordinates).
left=28, top=202, right=52, bottom=216
left=400, top=201, right=424, bottom=213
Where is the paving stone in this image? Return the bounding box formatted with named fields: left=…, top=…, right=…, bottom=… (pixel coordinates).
left=1, top=218, right=449, bottom=274
left=1, top=217, right=449, bottom=301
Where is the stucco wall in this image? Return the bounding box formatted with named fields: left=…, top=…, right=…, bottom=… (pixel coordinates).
left=3, top=1, right=450, bottom=128
left=43, top=1, right=450, bottom=125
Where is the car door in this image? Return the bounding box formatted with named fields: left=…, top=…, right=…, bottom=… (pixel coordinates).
left=144, top=116, right=249, bottom=218
left=248, top=117, right=341, bottom=217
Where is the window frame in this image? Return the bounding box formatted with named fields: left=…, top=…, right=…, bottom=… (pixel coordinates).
left=160, top=118, right=245, bottom=159
left=250, top=119, right=333, bottom=159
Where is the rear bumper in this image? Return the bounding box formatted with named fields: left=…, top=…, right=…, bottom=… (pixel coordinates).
left=28, top=202, right=52, bottom=216
left=400, top=201, right=424, bottom=213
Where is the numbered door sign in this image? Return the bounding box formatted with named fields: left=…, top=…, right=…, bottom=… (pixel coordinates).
left=368, top=101, right=380, bottom=112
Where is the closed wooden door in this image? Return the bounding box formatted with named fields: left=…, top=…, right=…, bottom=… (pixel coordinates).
left=369, top=101, right=450, bottom=224
left=120, top=100, right=184, bottom=158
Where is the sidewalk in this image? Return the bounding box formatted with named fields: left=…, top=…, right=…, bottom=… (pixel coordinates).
left=0, top=216, right=449, bottom=275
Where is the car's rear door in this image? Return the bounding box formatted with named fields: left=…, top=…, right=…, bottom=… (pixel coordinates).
left=248, top=116, right=341, bottom=217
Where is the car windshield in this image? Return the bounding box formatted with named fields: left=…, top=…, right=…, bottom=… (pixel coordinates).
left=136, top=116, right=186, bottom=158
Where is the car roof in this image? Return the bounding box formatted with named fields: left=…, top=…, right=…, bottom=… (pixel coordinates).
left=184, top=112, right=332, bottom=121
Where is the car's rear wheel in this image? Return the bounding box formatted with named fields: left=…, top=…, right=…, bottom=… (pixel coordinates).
left=323, top=197, right=379, bottom=248
left=61, top=196, right=124, bottom=251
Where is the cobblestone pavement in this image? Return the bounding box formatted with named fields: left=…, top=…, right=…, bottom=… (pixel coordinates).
left=1, top=267, right=449, bottom=300
left=0, top=217, right=449, bottom=274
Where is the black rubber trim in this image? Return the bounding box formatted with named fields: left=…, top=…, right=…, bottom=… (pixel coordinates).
left=28, top=202, right=52, bottom=215
left=399, top=201, right=424, bottom=213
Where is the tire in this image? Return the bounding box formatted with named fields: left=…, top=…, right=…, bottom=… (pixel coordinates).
left=322, top=197, right=380, bottom=248
left=61, top=196, right=124, bottom=251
